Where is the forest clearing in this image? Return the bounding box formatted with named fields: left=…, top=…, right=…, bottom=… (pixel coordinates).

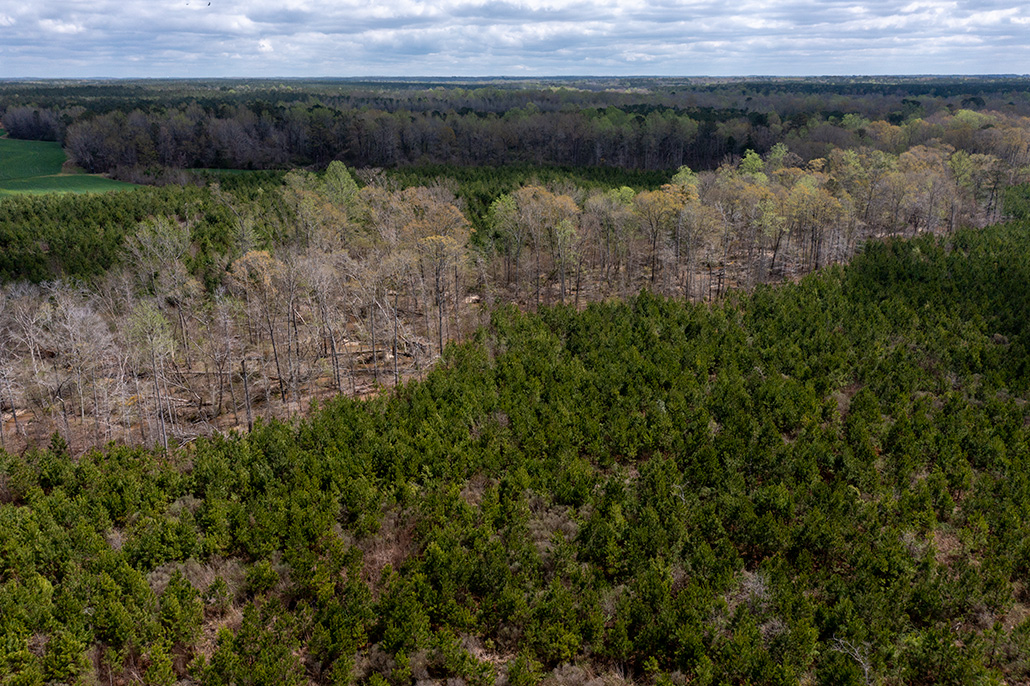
left=0, top=134, right=136, bottom=196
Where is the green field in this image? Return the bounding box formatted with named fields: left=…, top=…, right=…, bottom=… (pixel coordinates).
left=0, top=133, right=137, bottom=195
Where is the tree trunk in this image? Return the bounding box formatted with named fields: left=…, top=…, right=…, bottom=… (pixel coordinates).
left=348, top=341, right=357, bottom=396
left=92, top=370, right=102, bottom=449
left=393, top=290, right=400, bottom=387
left=437, top=283, right=444, bottom=356
left=329, top=328, right=340, bottom=393
left=575, top=257, right=582, bottom=309
left=133, top=370, right=147, bottom=446
left=5, top=373, right=22, bottom=438
left=371, top=303, right=379, bottom=385
left=263, top=307, right=287, bottom=404
left=241, top=358, right=253, bottom=432
left=178, top=308, right=192, bottom=370
left=227, top=365, right=240, bottom=428
left=453, top=265, right=461, bottom=344
left=151, top=347, right=168, bottom=451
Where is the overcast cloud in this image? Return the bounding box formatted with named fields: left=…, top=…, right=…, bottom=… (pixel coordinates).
left=1, top=0, right=1027, bottom=77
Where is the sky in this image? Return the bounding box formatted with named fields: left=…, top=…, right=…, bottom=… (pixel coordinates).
left=1, top=0, right=1028, bottom=78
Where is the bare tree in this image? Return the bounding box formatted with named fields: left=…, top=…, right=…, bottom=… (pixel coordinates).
left=128, top=300, right=177, bottom=451
left=230, top=251, right=289, bottom=406
left=123, top=216, right=201, bottom=369
left=831, top=636, right=875, bottom=686
left=195, top=291, right=244, bottom=425
left=0, top=289, right=22, bottom=448
left=50, top=284, right=115, bottom=451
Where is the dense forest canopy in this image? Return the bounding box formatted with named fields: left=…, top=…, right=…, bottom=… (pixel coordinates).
left=1, top=75, right=1029, bottom=451
left=2, top=219, right=1030, bottom=684
left=2, top=77, right=1030, bottom=685
left=3, top=76, right=1030, bottom=172
left=1, top=72, right=1030, bottom=454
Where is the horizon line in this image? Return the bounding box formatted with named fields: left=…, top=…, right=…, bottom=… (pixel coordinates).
left=3, top=74, right=1029, bottom=82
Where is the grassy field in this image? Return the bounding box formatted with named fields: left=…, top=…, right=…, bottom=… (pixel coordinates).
left=0, top=132, right=137, bottom=196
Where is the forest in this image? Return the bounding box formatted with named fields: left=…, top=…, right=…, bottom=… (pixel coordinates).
left=1, top=84, right=1028, bottom=449
left=3, top=76, right=1030, bottom=174
left=2, top=219, right=1030, bottom=685
left=1, top=77, right=1030, bottom=684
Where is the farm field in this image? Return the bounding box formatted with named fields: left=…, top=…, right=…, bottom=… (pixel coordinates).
left=0, top=132, right=136, bottom=196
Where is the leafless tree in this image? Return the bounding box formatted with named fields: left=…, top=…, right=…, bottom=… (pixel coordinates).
left=831, top=636, right=875, bottom=686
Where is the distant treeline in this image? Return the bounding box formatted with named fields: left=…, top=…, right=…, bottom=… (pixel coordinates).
left=5, top=101, right=733, bottom=172
left=3, top=76, right=1030, bottom=173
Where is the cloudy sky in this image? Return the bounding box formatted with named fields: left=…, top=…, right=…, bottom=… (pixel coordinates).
left=1, top=0, right=1028, bottom=78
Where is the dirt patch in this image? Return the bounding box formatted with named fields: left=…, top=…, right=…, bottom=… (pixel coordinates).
left=194, top=603, right=245, bottom=661
left=460, top=473, right=491, bottom=508
left=834, top=382, right=864, bottom=416
left=934, top=528, right=964, bottom=568
left=359, top=509, right=417, bottom=589
left=1004, top=599, right=1030, bottom=632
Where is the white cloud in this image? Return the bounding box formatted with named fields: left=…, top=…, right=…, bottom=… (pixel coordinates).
left=39, top=19, right=84, bottom=34
left=960, top=8, right=1020, bottom=26
left=900, top=1, right=956, bottom=12
left=1, top=0, right=1028, bottom=76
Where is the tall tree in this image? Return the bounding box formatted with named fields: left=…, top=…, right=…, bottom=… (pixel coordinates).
left=127, top=300, right=176, bottom=451
left=634, top=185, right=687, bottom=292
